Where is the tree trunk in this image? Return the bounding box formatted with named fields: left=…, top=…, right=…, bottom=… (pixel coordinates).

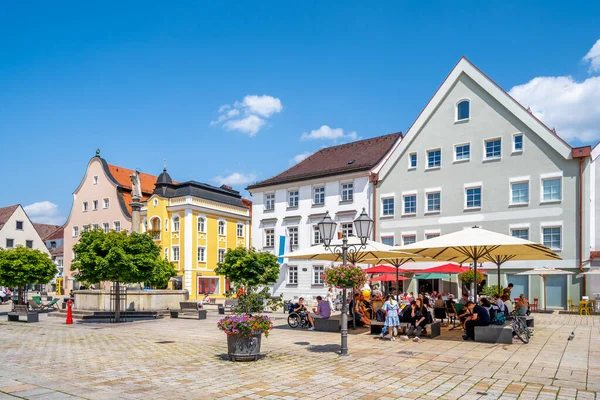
left=115, top=281, right=121, bottom=323
left=18, top=286, right=23, bottom=305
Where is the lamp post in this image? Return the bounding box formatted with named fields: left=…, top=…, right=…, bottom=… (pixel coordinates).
left=317, top=207, right=374, bottom=356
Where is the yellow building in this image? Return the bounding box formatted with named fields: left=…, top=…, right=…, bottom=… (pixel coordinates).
left=140, top=167, right=251, bottom=299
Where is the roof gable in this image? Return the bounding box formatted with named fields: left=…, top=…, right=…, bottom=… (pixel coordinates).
left=376, top=57, right=573, bottom=180
left=33, top=223, right=61, bottom=241
left=247, top=133, right=401, bottom=190
left=0, top=205, right=18, bottom=231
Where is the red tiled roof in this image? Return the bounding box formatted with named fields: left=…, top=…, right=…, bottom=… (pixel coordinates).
left=107, top=165, right=159, bottom=195
left=247, top=133, right=401, bottom=190
left=33, top=223, right=61, bottom=241
left=0, top=205, right=18, bottom=231
left=45, top=226, right=64, bottom=241
left=50, top=244, right=63, bottom=257
left=242, top=198, right=253, bottom=216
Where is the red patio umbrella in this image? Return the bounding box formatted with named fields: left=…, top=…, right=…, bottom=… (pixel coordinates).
left=418, top=263, right=469, bottom=274
left=364, top=265, right=401, bottom=274
left=371, top=274, right=410, bottom=282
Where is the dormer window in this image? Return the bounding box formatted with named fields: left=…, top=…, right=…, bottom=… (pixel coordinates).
left=456, top=100, right=470, bottom=121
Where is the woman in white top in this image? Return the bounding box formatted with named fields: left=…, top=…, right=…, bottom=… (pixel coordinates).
left=324, top=287, right=335, bottom=310
left=502, top=294, right=513, bottom=314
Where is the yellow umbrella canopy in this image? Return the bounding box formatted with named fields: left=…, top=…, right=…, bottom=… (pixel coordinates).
left=398, top=226, right=561, bottom=299
left=281, top=237, right=416, bottom=264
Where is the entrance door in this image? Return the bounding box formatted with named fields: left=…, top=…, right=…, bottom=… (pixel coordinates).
left=507, top=274, right=529, bottom=299
left=546, top=275, right=567, bottom=309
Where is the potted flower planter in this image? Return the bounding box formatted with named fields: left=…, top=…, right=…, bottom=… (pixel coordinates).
left=226, top=330, right=263, bottom=361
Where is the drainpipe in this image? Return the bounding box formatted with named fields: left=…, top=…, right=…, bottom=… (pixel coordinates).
left=369, top=173, right=379, bottom=241
left=572, top=146, right=591, bottom=296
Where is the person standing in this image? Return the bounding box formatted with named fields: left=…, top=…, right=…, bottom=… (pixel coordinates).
left=503, top=283, right=514, bottom=298
left=324, top=286, right=335, bottom=310
left=380, top=295, right=400, bottom=341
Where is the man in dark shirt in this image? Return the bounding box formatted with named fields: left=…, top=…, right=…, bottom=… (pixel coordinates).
left=463, top=301, right=490, bottom=340
left=503, top=283, right=514, bottom=298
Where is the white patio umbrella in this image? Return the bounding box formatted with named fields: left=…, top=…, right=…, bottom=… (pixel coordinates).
left=398, top=226, right=561, bottom=301
left=516, top=267, right=573, bottom=312
left=282, top=237, right=416, bottom=264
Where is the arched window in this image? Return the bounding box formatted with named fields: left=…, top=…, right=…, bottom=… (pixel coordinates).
left=457, top=100, right=470, bottom=121
left=198, top=217, right=206, bottom=232
left=218, top=220, right=226, bottom=236
left=150, top=217, right=161, bottom=231
left=173, top=216, right=180, bottom=232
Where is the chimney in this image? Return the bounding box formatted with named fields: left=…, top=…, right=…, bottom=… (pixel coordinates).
left=221, top=185, right=233, bottom=191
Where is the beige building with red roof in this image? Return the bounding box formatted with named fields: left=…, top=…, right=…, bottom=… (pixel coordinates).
left=62, top=150, right=161, bottom=292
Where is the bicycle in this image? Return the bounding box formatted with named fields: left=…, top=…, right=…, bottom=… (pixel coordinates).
left=288, top=311, right=310, bottom=329
left=512, top=314, right=530, bottom=344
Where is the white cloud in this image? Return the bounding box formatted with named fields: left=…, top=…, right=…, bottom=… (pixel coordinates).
left=211, top=95, right=282, bottom=135
left=291, top=152, right=311, bottom=165
left=24, top=201, right=65, bottom=225
left=223, top=115, right=265, bottom=137
left=507, top=40, right=600, bottom=144
left=583, top=39, right=600, bottom=73
left=213, top=172, right=257, bottom=186
left=300, top=125, right=358, bottom=141
left=509, top=75, right=600, bottom=143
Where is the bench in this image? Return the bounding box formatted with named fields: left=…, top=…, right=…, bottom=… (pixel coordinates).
left=218, top=299, right=238, bottom=314
left=8, top=305, right=39, bottom=323
left=314, top=315, right=341, bottom=332
left=371, top=321, right=441, bottom=338
left=474, top=324, right=513, bottom=344
left=170, top=302, right=206, bottom=319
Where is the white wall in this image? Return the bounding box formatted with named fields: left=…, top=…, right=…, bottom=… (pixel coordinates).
left=251, top=172, right=372, bottom=300
left=0, top=206, right=49, bottom=254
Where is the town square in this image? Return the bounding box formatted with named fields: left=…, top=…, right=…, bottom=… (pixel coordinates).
left=2, top=2, right=600, bottom=399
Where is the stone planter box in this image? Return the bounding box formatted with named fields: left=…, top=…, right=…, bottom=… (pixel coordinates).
left=74, top=290, right=189, bottom=311
left=226, top=331, right=263, bottom=362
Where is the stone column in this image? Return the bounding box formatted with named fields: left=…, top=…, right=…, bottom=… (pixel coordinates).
left=130, top=197, right=142, bottom=234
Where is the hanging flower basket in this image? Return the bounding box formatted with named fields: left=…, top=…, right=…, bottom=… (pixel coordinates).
left=322, top=264, right=367, bottom=289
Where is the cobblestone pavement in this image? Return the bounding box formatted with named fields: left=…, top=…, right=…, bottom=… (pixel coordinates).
left=0, top=306, right=599, bottom=399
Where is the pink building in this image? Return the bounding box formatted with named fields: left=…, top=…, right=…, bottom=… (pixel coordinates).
left=62, top=151, right=159, bottom=292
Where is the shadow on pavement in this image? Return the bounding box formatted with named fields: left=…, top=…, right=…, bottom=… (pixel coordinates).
left=307, top=344, right=341, bottom=354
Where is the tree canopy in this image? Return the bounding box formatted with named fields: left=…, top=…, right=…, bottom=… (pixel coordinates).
left=72, top=229, right=176, bottom=285
left=215, top=247, right=280, bottom=288
left=0, top=246, right=57, bottom=288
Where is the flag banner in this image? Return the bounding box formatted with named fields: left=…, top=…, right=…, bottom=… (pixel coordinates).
left=278, top=235, right=287, bottom=263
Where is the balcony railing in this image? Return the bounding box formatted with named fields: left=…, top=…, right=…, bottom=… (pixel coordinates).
left=147, top=230, right=161, bottom=240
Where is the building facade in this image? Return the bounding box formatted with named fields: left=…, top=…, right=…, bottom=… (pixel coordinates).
left=247, top=134, right=401, bottom=301
left=63, top=151, right=159, bottom=292
left=34, top=224, right=64, bottom=292
left=0, top=205, right=51, bottom=254
left=374, top=58, right=589, bottom=308
left=141, top=168, right=251, bottom=300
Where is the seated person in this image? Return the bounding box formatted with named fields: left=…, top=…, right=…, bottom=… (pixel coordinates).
left=354, top=294, right=371, bottom=326
left=445, top=294, right=456, bottom=309
left=371, top=285, right=383, bottom=300
left=402, top=299, right=427, bottom=342
left=349, top=294, right=364, bottom=326
left=515, top=295, right=528, bottom=316
left=479, top=297, right=497, bottom=321
left=493, top=294, right=506, bottom=313
left=463, top=301, right=491, bottom=340
left=434, top=295, right=446, bottom=309
left=291, top=297, right=307, bottom=314
left=307, top=296, right=331, bottom=331
left=502, top=294, right=513, bottom=314
left=459, top=294, right=469, bottom=306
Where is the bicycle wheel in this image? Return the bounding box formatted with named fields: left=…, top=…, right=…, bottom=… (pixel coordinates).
left=288, top=313, right=300, bottom=328
left=513, top=318, right=529, bottom=344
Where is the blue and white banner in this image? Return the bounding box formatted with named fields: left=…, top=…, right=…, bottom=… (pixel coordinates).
left=278, top=235, right=287, bottom=263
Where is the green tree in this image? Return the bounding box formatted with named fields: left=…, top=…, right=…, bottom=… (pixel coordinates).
left=147, top=257, right=178, bottom=289
left=0, top=246, right=57, bottom=304
left=215, top=247, right=281, bottom=315
left=72, top=229, right=176, bottom=321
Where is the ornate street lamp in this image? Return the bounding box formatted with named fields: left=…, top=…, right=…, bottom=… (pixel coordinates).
left=317, top=207, right=374, bottom=356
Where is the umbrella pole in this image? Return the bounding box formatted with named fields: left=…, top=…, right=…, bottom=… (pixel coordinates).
left=396, top=266, right=399, bottom=299
left=543, top=275, right=547, bottom=313
left=473, top=257, right=478, bottom=303
left=497, top=262, right=501, bottom=297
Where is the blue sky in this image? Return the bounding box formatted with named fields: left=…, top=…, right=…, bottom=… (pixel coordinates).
left=1, top=2, right=599, bottom=224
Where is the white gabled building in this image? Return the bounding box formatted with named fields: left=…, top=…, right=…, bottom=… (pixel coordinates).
left=246, top=133, right=401, bottom=301
left=0, top=205, right=51, bottom=254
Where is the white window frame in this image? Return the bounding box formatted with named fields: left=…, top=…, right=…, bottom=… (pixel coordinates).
left=380, top=234, right=395, bottom=246
left=164, top=218, right=169, bottom=232
left=264, top=228, right=275, bottom=248
left=5, top=239, right=14, bottom=248
left=83, top=201, right=88, bottom=212
left=73, top=226, right=79, bottom=238
left=218, top=219, right=226, bottom=236
left=509, top=177, right=530, bottom=206
left=510, top=227, right=530, bottom=240
left=92, top=200, right=98, bottom=211
left=341, top=222, right=353, bottom=238
left=197, top=246, right=206, bottom=262
left=464, top=183, right=482, bottom=210
left=340, top=181, right=354, bottom=202
left=401, top=231, right=417, bottom=246
left=164, top=247, right=169, bottom=260
left=455, top=98, right=471, bottom=122
left=103, top=222, right=110, bottom=233
left=237, top=222, right=244, bottom=238
left=113, top=221, right=121, bottom=232
left=483, top=137, right=502, bottom=161
left=408, top=152, right=417, bottom=169
left=93, top=176, right=98, bottom=185
left=103, top=198, right=110, bottom=209
left=426, top=148, right=442, bottom=169
left=288, top=226, right=299, bottom=248
left=265, top=193, right=275, bottom=211
left=172, top=216, right=180, bottom=232
left=425, top=229, right=441, bottom=240
left=313, top=225, right=323, bottom=245
left=287, top=265, right=298, bottom=285
left=197, top=216, right=206, bottom=233
left=92, top=224, right=99, bottom=230
left=402, top=190, right=417, bottom=216
left=454, top=142, right=471, bottom=163
left=425, top=188, right=442, bottom=214
left=287, top=189, right=299, bottom=208
left=313, top=186, right=325, bottom=205
left=312, top=265, right=325, bottom=285
left=381, top=195, right=395, bottom=217
left=540, top=222, right=563, bottom=251
left=15, top=220, right=23, bottom=231
left=218, top=248, right=226, bottom=263
left=153, top=198, right=158, bottom=207
left=540, top=172, right=563, bottom=203
left=513, top=133, right=524, bottom=153
left=172, top=246, right=180, bottom=261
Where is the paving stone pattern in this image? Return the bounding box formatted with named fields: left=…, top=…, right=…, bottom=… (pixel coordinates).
left=1, top=306, right=599, bottom=399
